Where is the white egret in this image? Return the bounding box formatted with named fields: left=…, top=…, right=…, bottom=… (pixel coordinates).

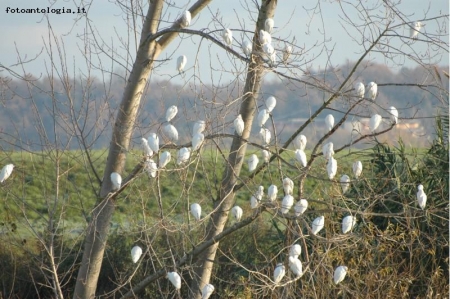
left=289, top=244, right=301, bottom=259
left=262, top=43, right=274, bottom=56
left=294, top=199, right=308, bottom=216
left=369, top=114, right=382, bottom=132
left=241, top=40, right=252, bottom=56
left=190, top=203, right=202, bottom=221
left=0, top=164, right=14, bottom=183
left=288, top=256, right=303, bottom=278
left=262, top=149, right=270, bottom=163
left=131, top=245, right=143, bottom=263
left=311, top=215, right=325, bottom=235
left=180, top=10, right=191, bottom=27
left=325, top=114, right=334, bottom=132
left=410, top=21, right=424, bottom=39
left=269, top=50, right=277, bottom=65
left=159, top=151, right=171, bottom=168
left=193, top=120, right=206, bottom=135
left=192, top=133, right=204, bottom=151
left=273, top=263, right=286, bottom=284
left=234, top=114, right=245, bottom=136
left=388, top=106, right=398, bottom=124
left=295, top=149, right=307, bottom=167
left=231, top=205, right=243, bottom=221
left=110, top=172, right=122, bottom=191
left=265, top=96, right=277, bottom=113
left=267, top=184, right=278, bottom=202
left=293, top=134, right=307, bottom=150
left=144, top=159, right=158, bottom=178
left=251, top=186, right=264, bottom=209
left=177, top=147, right=191, bottom=165
left=259, top=29, right=272, bottom=45
left=201, top=284, right=215, bottom=299
left=283, top=44, right=292, bottom=62
left=353, top=161, right=363, bottom=178
left=163, top=123, right=179, bottom=143
left=322, top=141, right=334, bottom=160
left=165, top=105, right=178, bottom=122
left=354, top=82, right=365, bottom=99
left=259, top=128, right=271, bottom=145
left=281, top=194, right=294, bottom=214
left=342, top=215, right=357, bottom=234
left=166, top=272, right=181, bottom=289
left=327, top=157, right=337, bottom=180
left=417, top=184, right=427, bottom=209
left=367, top=82, right=378, bottom=100
left=257, top=109, right=270, bottom=127
left=333, top=266, right=348, bottom=285
left=141, top=138, right=153, bottom=157
left=148, top=133, right=160, bottom=153
left=247, top=154, right=259, bottom=172
left=222, top=28, right=233, bottom=46
left=283, top=177, right=294, bottom=195
left=265, top=18, right=274, bottom=33
left=340, top=174, right=350, bottom=193
left=176, top=55, right=187, bottom=73
left=250, top=195, right=259, bottom=209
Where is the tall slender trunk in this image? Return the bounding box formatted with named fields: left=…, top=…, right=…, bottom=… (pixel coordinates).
left=190, top=1, right=278, bottom=298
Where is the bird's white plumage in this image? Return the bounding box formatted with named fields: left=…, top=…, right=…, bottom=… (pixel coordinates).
left=327, top=157, right=337, bottom=180
left=192, top=133, right=204, bottom=151
left=241, top=40, right=252, bottom=56
left=295, top=149, right=307, bottom=167
left=367, top=82, right=377, bottom=100
left=417, top=184, right=427, bottom=209
left=190, top=203, right=202, bottom=221
left=342, top=215, right=357, bottom=234
left=410, top=21, right=423, bottom=39
left=311, top=215, right=325, bottom=235
left=340, top=174, right=350, bottom=193
left=144, top=159, right=158, bottom=178
left=165, top=105, right=178, bottom=122
left=369, top=114, right=382, bottom=132
left=234, top=114, right=245, bottom=136
left=148, top=133, right=160, bottom=153
left=267, top=184, right=278, bottom=202
left=283, top=44, right=292, bottom=62
left=110, top=172, right=122, bottom=190
left=159, top=151, right=171, bottom=168
left=222, top=28, right=233, bottom=46
left=289, top=244, right=301, bottom=259
left=131, top=245, right=143, bottom=263
left=167, top=272, right=182, bottom=289
left=281, top=194, right=294, bottom=214
left=265, top=18, right=274, bottom=33
left=265, top=96, right=277, bottom=113
left=176, top=55, right=187, bottom=73
left=201, top=284, right=215, bottom=299
left=247, top=154, right=259, bottom=172
left=294, top=199, right=308, bottom=216
left=325, top=114, right=334, bottom=132
left=333, top=266, right=348, bottom=284
left=180, top=10, right=191, bottom=27
left=193, top=120, right=206, bottom=135
left=141, top=138, right=153, bottom=157
left=259, top=30, right=271, bottom=45
left=388, top=106, right=398, bottom=124
left=288, top=256, right=303, bottom=277
left=262, top=149, right=270, bottom=163
left=283, top=177, right=294, bottom=195
left=355, top=82, right=365, bottom=99
left=251, top=186, right=264, bottom=209
left=0, top=164, right=14, bottom=183
left=231, top=205, right=243, bottom=221
left=177, top=147, right=191, bottom=165
left=353, top=161, right=363, bottom=178
left=273, top=263, right=286, bottom=284
left=322, top=142, right=334, bottom=160
left=250, top=195, right=259, bottom=209
left=260, top=128, right=271, bottom=145
left=263, top=43, right=274, bottom=57
left=293, top=134, right=307, bottom=150
left=257, top=109, right=270, bottom=127
left=163, top=123, right=179, bottom=143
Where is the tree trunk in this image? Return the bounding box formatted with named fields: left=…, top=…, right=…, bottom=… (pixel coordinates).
left=189, top=1, right=278, bottom=298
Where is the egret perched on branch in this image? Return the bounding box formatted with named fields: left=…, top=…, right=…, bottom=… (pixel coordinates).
left=283, top=44, right=293, bottom=62
left=293, top=134, right=307, bottom=150
left=247, top=154, right=259, bottom=172
left=283, top=177, right=294, bottom=195
left=273, top=263, right=286, bottom=284
left=163, top=123, right=179, bottom=143
left=177, top=147, right=191, bottom=165
left=289, top=244, right=301, bottom=259
left=110, top=172, right=122, bottom=191
left=141, top=138, right=153, bottom=157
left=311, top=216, right=324, bottom=235
left=234, top=114, right=245, bottom=136
left=167, top=272, right=181, bottom=289
left=267, top=184, right=278, bottom=202
left=250, top=186, right=264, bottom=209
left=180, top=10, right=191, bottom=27
left=288, top=256, right=303, bottom=278
left=325, top=114, right=334, bottom=132
left=327, top=157, right=337, bottom=180
left=265, top=18, right=274, bottom=33
left=131, top=245, right=143, bottom=263
left=410, top=21, right=424, bottom=39
left=388, top=106, right=398, bottom=124
left=353, top=161, right=363, bottom=178
left=354, top=82, right=365, bottom=99
left=144, top=159, right=157, bottom=178
left=322, top=142, right=334, bottom=160
left=294, top=199, right=308, bottom=216
left=176, top=55, right=187, bottom=74
left=265, top=96, right=277, bottom=113
left=165, top=105, right=178, bottom=122
left=192, top=133, right=204, bottom=151
left=342, top=215, right=357, bottom=234
left=241, top=40, right=252, bottom=56
left=231, top=205, right=243, bottom=221
left=260, top=128, right=271, bottom=145
left=257, top=109, right=270, bottom=127
left=0, top=164, right=14, bottom=183
left=262, top=43, right=274, bottom=57
left=262, top=149, right=270, bottom=163
left=281, top=194, right=294, bottom=214
left=369, top=114, right=382, bottom=132
left=340, top=174, right=350, bottom=193
left=259, top=30, right=271, bottom=45
left=222, top=28, right=233, bottom=46
left=148, top=133, right=160, bottom=153
left=417, top=184, right=427, bottom=209
left=333, top=266, right=348, bottom=284
left=295, top=149, right=307, bottom=167
left=366, top=82, right=378, bottom=100
left=190, top=203, right=202, bottom=221
left=201, top=284, right=215, bottom=299
left=193, top=120, right=206, bottom=135
left=159, top=151, right=171, bottom=168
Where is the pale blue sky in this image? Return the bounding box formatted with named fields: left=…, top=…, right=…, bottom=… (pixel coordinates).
left=0, top=0, right=448, bottom=83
